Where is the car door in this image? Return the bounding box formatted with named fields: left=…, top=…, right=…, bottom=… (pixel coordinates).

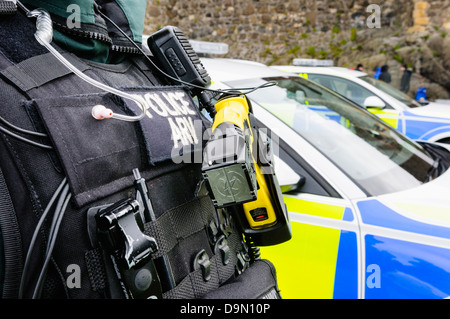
left=257, top=124, right=361, bottom=299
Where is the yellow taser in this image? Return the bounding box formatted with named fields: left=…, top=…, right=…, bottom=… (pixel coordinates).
left=203, top=93, right=291, bottom=245
left=213, top=95, right=276, bottom=229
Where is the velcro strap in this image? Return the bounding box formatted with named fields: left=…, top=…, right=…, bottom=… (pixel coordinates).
left=1, top=52, right=89, bottom=92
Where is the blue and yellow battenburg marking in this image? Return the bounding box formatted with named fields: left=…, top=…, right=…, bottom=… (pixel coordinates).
left=260, top=196, right=358, bottom=299
left=262, top=195, right=450, bottom=299
left=358, top=199, right=450, bottom=299
left=366, top=108, right=399, bottom=129
left=368, top=108, right=450, bottom=142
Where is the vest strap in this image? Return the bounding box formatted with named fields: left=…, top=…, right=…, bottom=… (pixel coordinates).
left=1, top=52, right=90, bottom=92
left=0, top=165, right=23, bottom=298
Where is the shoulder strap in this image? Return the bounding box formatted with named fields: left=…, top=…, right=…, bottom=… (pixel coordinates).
left=0, top=52, right=90, bottom=93
left=0, top=165, right=23, bottom=298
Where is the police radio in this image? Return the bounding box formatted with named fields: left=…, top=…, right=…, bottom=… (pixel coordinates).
left=146, top=26, right=216, bottom=116
left=146, top=27, right=291, bottom=246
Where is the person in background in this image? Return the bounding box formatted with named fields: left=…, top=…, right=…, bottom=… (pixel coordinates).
left=373, top=66, right=381, bottom=79
left=355, top=64, right=364, bottom=72
left=379, top=64, right=391, bottom=83
left=400, top=64, right=413, bottom=94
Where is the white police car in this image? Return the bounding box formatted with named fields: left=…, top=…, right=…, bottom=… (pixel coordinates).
left=201, top=57, right=450, bottom=299
left=272, top=64, right=450, bottom=144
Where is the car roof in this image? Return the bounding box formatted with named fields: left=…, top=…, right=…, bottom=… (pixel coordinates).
left=271, top=65, right=368, bottom=78
left=201, top=58, right=292, bottom=82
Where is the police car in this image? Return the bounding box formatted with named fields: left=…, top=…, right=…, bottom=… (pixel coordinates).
left=271, top=63, right=450, bottom=144
left=200, top=57, right=450, bottom=299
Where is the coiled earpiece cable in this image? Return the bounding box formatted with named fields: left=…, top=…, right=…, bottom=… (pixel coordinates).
left=25, top=7, right=148, bottom=122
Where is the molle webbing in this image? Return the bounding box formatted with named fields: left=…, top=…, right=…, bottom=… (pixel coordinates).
left=0, top=166, right=23, bottom=298
left=85, top=195, right=241, bottom=299
left=148, top=196, right=241, bottom=299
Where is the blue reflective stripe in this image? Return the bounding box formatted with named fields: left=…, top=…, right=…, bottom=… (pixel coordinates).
left=358, top=199, right=450, bottom=240
left=365, top=235, right=450, bottom=298
left=402, top=110, right=450, bottom=141
left=343, top=207, right=354, bottom=222
left=418, top=125, right=450, bottom=141
left=333, top=230, right=358, bottom=299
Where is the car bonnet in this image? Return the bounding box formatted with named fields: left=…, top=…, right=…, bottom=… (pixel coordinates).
left=369, top=166, right=450, bottom=231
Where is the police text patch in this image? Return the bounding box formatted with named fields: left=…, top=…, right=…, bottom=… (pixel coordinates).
left=123, top=87, right=205, bottom=165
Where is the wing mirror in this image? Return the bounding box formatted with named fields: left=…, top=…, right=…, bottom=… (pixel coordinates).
left=364, top=96, right=385, bottom=109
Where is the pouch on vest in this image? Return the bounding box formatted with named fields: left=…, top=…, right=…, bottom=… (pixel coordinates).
left=29, top=87, right=205, bottom=208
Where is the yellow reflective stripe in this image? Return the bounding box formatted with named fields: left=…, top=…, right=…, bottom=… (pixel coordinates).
left=261, top=222, right=341, bottom=299
left=391, top=202, right=450, bottom=225
left=260, top=197, right=346, bottom=298
left=367, top=108, right=399, bottom=129
left=283, top=196, right=345, bottom=220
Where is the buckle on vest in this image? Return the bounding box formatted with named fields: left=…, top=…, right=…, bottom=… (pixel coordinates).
left=235, top=240, right=250, bottom=275
left=214, top=235, right=230, bottom=265
left=193, top=249, right=211, bottom=282
left=96, top=199, right=158, bottom=269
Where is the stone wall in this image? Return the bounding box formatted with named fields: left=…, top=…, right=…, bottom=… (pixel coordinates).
left=144, top=0, right=450, bottom=100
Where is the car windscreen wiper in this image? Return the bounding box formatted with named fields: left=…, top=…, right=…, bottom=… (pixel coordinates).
left=418, top=142, right=450, bottom=181
left=425, top=158, right=440, bottom=182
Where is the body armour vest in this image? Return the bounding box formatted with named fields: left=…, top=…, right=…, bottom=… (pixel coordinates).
left=0, top=11, right=280, bottom=299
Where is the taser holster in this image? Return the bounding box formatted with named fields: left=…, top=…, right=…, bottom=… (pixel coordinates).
left=202, top=94, right=292, bottom=246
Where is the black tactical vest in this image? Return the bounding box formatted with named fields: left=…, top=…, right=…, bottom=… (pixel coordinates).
left=0, top=11, right=280, bottom=299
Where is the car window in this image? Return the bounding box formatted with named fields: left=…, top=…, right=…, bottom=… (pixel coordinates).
left=359, top=75, right=421, bottom=108
left=308, top=74, right=393, bottom=109
left=277, top=139, right=340, bottom=197
left=224, top=76, right=435, bottom=196
left=268, top=126, right=340, bottom=197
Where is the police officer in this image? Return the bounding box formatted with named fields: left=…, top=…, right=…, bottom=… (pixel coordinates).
left=0, top=0, right=281, bottom=299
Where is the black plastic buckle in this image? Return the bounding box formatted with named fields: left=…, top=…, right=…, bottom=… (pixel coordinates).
left=217, top=207, right=233, bottom=236
left=235, top=240, right=250, bottom=275
left=96, top=199, right=158, bottom=270
left=214, top=235, right=230, bottom=265
left=95, top=198, right=163, bottom=299
left=193, top=249, right=211, bottom=282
